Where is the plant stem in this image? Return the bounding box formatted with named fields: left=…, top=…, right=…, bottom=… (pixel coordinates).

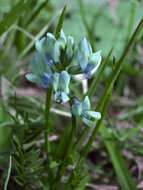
left=54, top=113, right=76, bottom=188
left=60, top=114, right=76, bottom=176
left=44, top=88, right=52, bottom=153
left=44, top=88, right=53, bottom=188
left=82, top=93, right=111, bottom=156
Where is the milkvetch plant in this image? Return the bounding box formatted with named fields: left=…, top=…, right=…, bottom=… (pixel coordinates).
left=25, top=28, right=101, bottom=188
left=26, top=29, right=101, bottom=126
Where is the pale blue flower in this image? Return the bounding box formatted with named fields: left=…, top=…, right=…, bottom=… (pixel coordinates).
left=35, top=30, right=74, bottom=68
left=75, top=38, right=101, bottom=79
left=26, top=30, right=74, bottom=89
left=35, top=33, right=60, bottom=68
left=57, top=30, right=74, bottom=65
left=26, top=52, right=53, bottom=88
left=52, top=71, right=70, bottom=103
left=71, top=96, right=101, bottom=127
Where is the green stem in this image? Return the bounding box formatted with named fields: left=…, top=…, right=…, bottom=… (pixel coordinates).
left=54, top=113, right=76, bottom=188
left=82, top=93, right=111, bottom=156
left=44, top=88, right=52, bottom=153
left=61, top=114, right=76, bottom=175
left=44, top=88, right=53, bottom=188
left=73, top=127, right=87, bottom=149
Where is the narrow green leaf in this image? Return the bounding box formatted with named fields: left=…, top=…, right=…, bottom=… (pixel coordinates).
left=126, top=2, right=137, bottom=40
left=18, top=15, right=57, bottom=59
left=4, top=156, right=12, bottom=190
left=100, top=125, right=137, bottom=190
left=87, top=48, right=113, bottom=97
left=25, top=0, right=49, bottom=26
left=0, top=0, right=31, bottom=36
left=56, top=125, right=71, bottom=160
left=77, top=0, right=96, bottom=51
left=55, top=5, right=67, bottom=39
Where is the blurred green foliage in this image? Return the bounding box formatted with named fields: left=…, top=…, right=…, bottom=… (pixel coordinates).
left=0, top=0, right=143, bottom=189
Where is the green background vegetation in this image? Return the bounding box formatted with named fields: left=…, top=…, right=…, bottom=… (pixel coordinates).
left=0, top=0, right=143, bottom=189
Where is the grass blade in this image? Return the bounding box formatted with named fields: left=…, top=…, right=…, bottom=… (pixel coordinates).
left=100, top=125, right=137, bottom=190
left=18, top=14, right=58, bottom=59
left=87, top=48, right=113, bottom=97
left=55, top=5, right=67, bottom=38
left=77, top=0, right=96, bottom=50
left=25, top=0, right=50, bottom=26
left=4, top=156, right=12, bottom=190
left=0, top=0, right=31, bottom=36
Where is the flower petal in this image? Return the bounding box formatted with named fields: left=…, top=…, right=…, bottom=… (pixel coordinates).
left=46, top=33, right=56, bottom=51
left=30, top=52, right=49, bottom=76
left=35, top=37, right=46, bottom=53
left=35, top=34, right=55, bottom=57
left=82, top=116, right=95, bottom=127
left=71, top=102, right=82, bottom=116
left=79, top=38, right=92, bottom=55
left=61, top=92, right=70, bottom=103
left=77, top=38, right=93, bottom=72
left=77, top=52, right=88, bottom=72
left=54, top=91, right=69, bottom=104
left=66, top=36, right=74, bottom=61
left=52, top=73, right=59, bottom=91
left=73, top=73, right=87, bottom=80
left=58, top=30, right=67, bottom=48
left=41, top=73, right=52, bottom=88
left=85, top=111, right=101, bottom=120
left=35, top=33, right=61, bottom=64
left=82, top=96, right=90, bottom=111
left=54, top=91, right=60, bottom=103
left=25, top=73, right=41, bottom=84
left=88, top=51, right=102, bottom=76
left=59, top=71, right=70, bottom=93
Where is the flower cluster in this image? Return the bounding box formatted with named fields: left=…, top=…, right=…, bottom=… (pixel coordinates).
left=26, top=30, right=101, bottom=127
